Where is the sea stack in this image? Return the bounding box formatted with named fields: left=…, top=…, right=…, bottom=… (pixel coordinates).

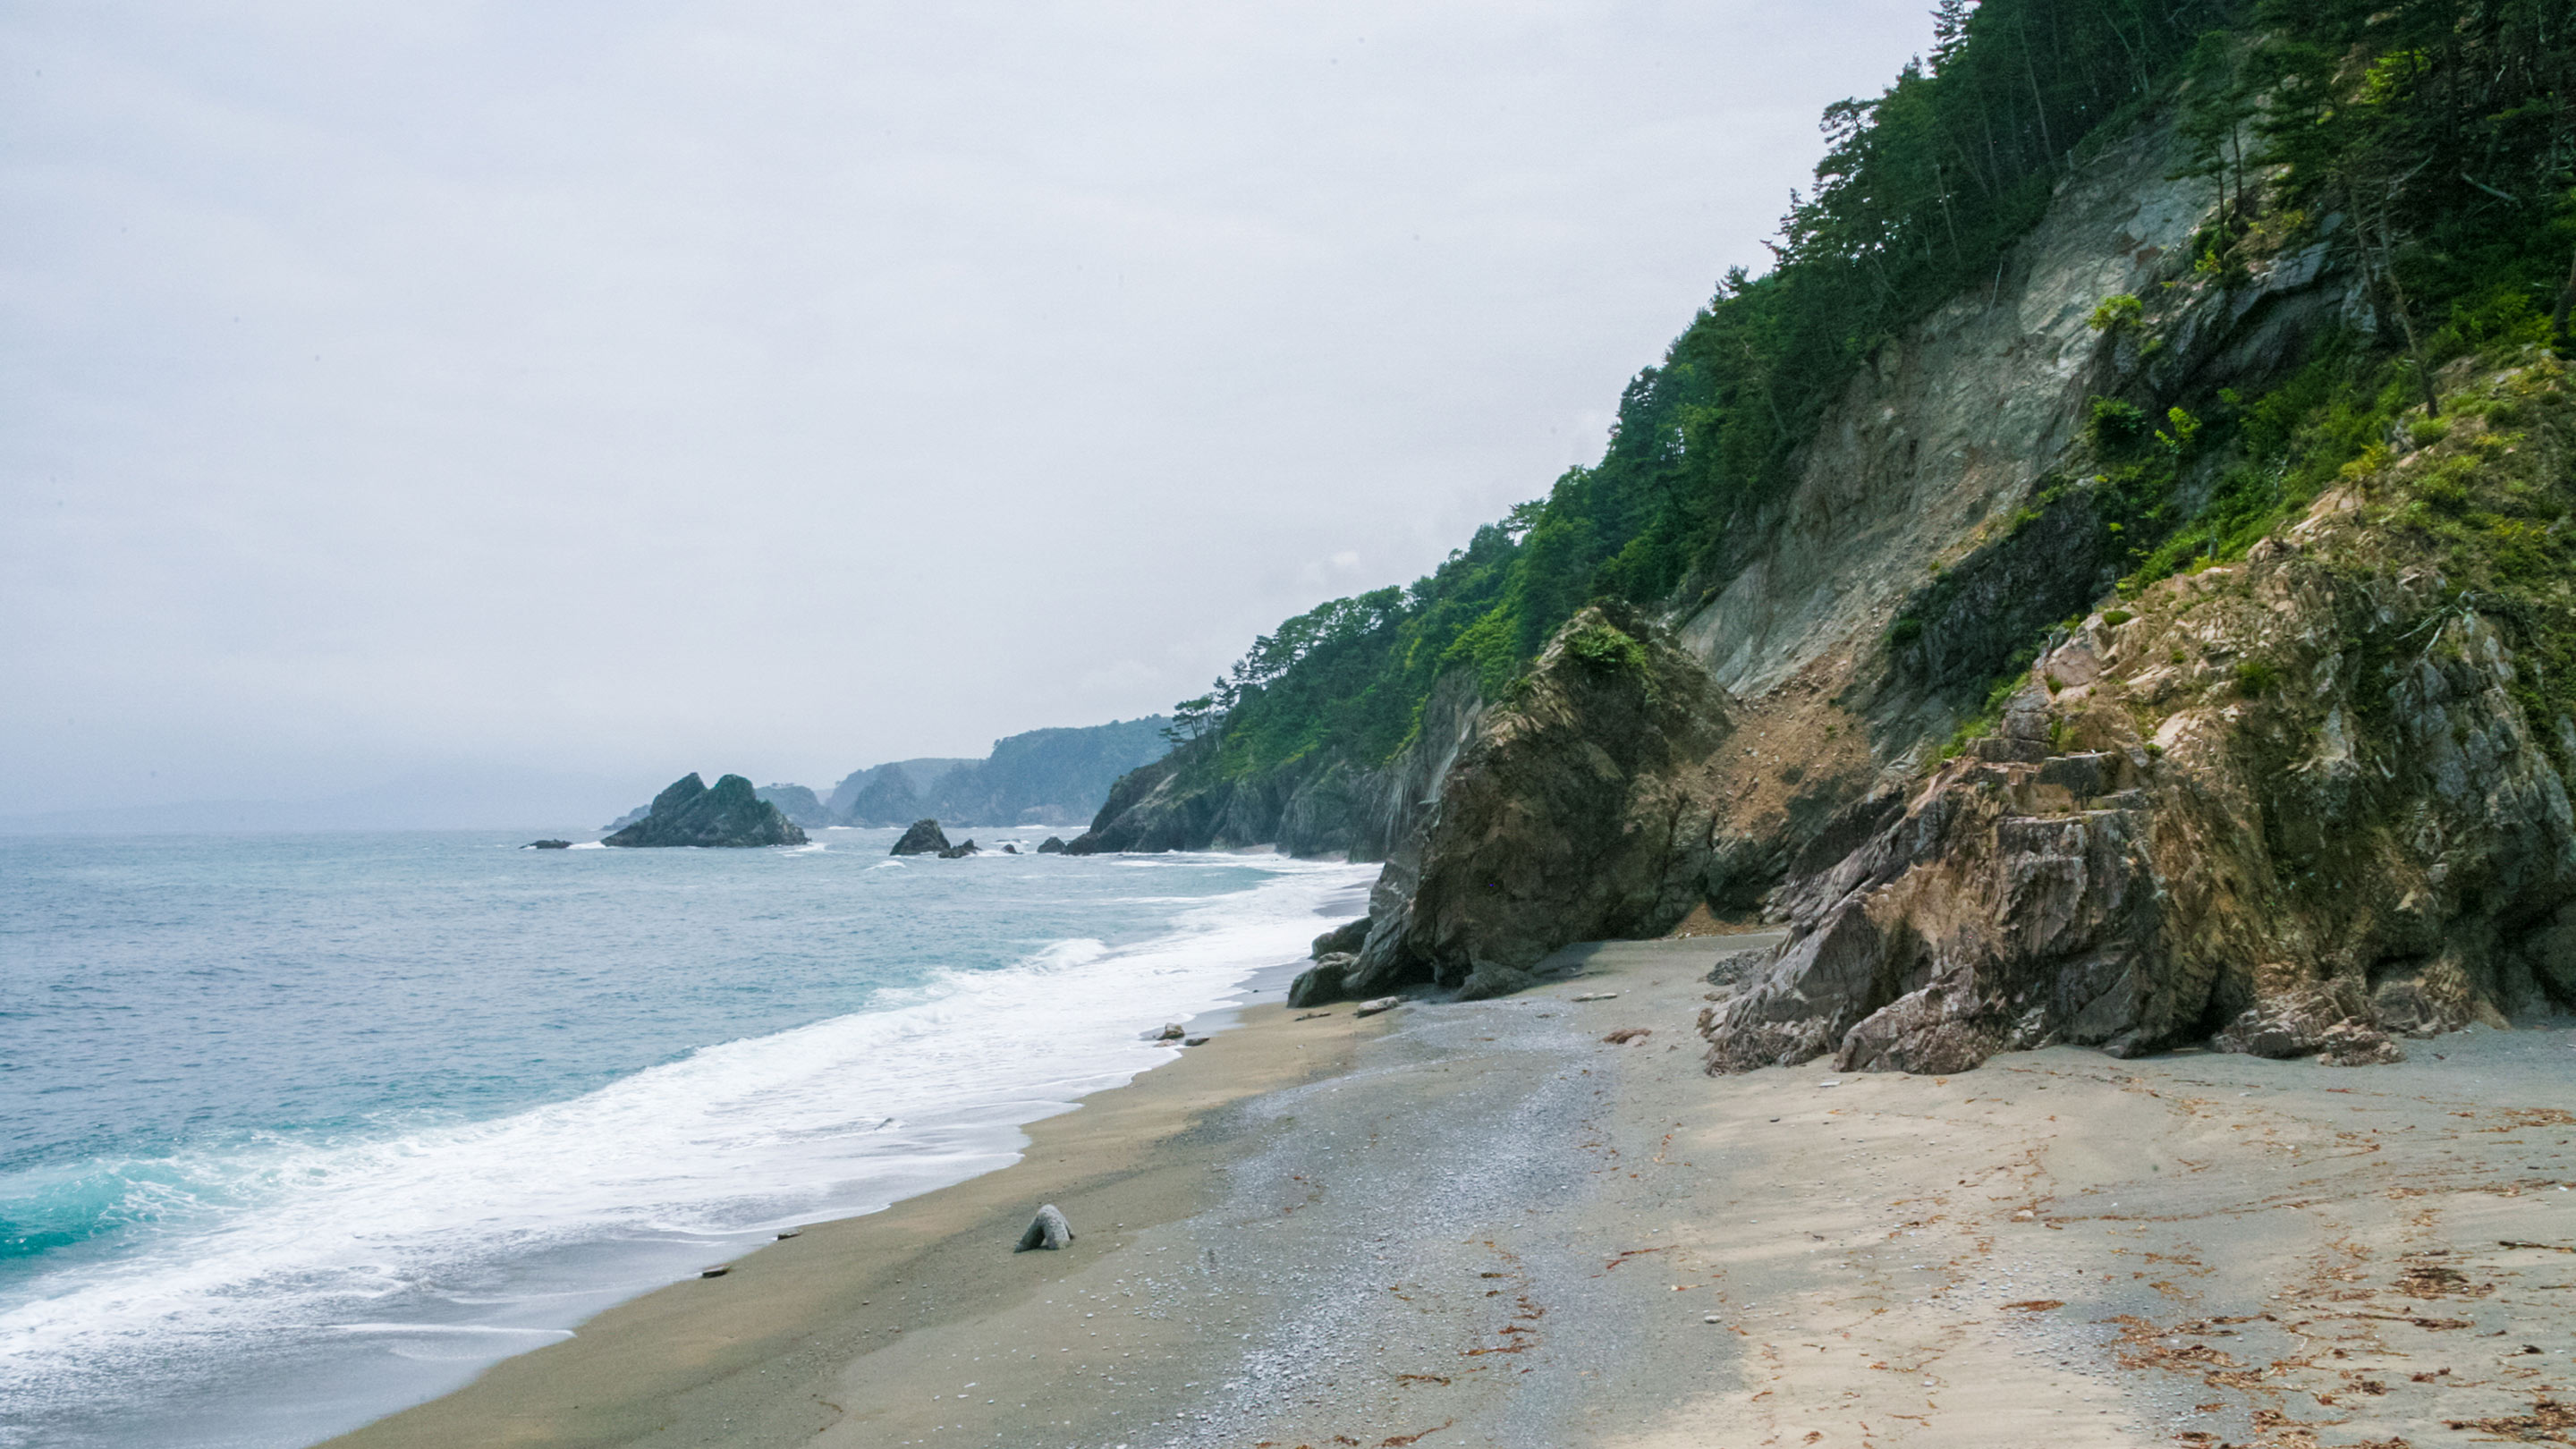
left=890, top=818, right=950, bottom=856
left=602, top=774, right=807, bottom=848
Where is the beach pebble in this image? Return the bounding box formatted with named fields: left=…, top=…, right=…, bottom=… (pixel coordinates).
left=775, top=1229, right=801, bottom=1240
left=1146, top=1023, right=1184, bottom=1042
left=700, top=1265, right=731, bottom=1278
left=1572, top=992, right=1620, bottom=1002
left=1014, top=1203, right=1075, bottom=1252
left=1353, top=996, right=1402, bottom=1017
left=1182, top=1035, right=1210, bottom=1046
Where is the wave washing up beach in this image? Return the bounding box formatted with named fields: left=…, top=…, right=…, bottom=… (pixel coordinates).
left=318, top=933, right=2576, bottom=1449
left=0, top=830, right=1375, bottom=1449
left=9, top=834, right=2576, bottom=1449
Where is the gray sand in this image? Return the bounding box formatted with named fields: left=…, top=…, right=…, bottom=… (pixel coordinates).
left=334, top=931, right=2576, bottom=1447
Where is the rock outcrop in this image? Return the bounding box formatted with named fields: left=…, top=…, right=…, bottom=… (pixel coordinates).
left=1287, top=954, right=1357, bottom=1009
left=1344, top=605, right=1734, bottom=1000
left=1311, top=916, right=1370, bottom=958
left=1036, top=836, right=1067, bottom=854
left=890, top=819, right=950, bottom=856
left=602, top=774, right=808, bottom=849
left=1707, top=409, right=2576, bottom=1072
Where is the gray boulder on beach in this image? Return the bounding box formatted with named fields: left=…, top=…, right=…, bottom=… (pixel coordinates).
left=1014, top=1203, right=1074, bottom=1252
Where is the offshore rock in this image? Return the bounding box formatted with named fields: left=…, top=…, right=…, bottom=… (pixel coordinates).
left=1036, top=836, right=1067, bottom=854
left=890, top=819, right=950, bottom=856
left=524, top=839, right=572, bottom=850
left=936, top=839, right=980, bottom=859
left=602, top=774, right=807, bottom=849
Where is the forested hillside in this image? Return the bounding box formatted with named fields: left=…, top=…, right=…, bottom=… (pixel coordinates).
left=1132, top=0, right=2576, bottom=841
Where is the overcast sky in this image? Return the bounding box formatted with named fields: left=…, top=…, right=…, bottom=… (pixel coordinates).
left=4, top=0, right=1933, bottom=818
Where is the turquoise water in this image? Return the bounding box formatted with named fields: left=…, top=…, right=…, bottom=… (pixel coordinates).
left=0, top=828, right=1369, bottom=1447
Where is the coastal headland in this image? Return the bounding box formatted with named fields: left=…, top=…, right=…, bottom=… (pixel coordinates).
left=331, top=931, right=2576, bottom=1448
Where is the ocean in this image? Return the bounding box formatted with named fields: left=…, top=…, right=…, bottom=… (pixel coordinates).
left=0, top=827, right=1372, bottom=1448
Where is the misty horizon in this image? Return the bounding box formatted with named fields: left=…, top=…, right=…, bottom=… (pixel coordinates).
left=6, top=2, right=1935, bottom=822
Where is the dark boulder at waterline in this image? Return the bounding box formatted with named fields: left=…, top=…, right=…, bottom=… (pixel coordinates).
left=602, top=775, right=807, bottom=848
left=1037, top=836, right=1067, bottom=854
left=1310, top=916, right=1370, bottom=960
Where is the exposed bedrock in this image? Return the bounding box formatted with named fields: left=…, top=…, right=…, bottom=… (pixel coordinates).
left=1345, top=605, right=1735, bottom=998
left=1707, top=532, right=2576, bottom=1074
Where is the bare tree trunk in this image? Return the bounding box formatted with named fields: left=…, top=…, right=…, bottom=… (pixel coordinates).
left=2549, top=249, right=2576, bottom=354
left=2368, top=215, right=2441, bottom=418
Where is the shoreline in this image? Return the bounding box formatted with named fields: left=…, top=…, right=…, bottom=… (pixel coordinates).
left=328, top=932, right=2576, bottom=1448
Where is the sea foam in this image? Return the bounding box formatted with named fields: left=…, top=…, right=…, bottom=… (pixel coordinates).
left=0, top=851, right=1368, bottom=1449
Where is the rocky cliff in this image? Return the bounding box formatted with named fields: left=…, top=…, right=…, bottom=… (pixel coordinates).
left=823, top=718, right=1170, bottom=828
left=1709, top=358, right=2576, bottom=1072
left=1074, top=7, right=2576, bottom=1072
left=604, top=774, right=808, bottom=848
left=755, top=783, right=834, bottom=829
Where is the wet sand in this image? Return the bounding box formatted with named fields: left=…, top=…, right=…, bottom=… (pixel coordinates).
left=328, top=933, right=2576, bottom=1448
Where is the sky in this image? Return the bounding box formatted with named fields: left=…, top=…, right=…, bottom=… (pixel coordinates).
left=3, top=0, right=1935, bottom=823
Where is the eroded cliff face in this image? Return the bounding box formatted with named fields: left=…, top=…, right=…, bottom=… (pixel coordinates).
left=1074, top=110, right=2576, bottom=1069
left=1345, top=120, right=2576, bottom=1064
left=1711, top=368, right=2576, bottom=1072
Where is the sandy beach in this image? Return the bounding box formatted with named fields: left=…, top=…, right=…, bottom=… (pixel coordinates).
left=328, top=931, right=2576, bottom=1448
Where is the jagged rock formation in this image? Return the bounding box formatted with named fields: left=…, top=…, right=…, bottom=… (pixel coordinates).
left=603, top=774, right=808, bottom=849
left=1712, top=394, right=2576, bottom=1071
left=890, top=819, right=950, bottom=856
left=1344, top=606, right=1736, bottom=1000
